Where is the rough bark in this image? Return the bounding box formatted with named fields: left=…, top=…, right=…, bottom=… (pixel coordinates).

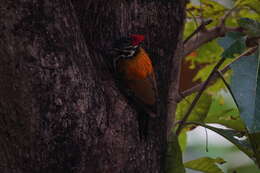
left=0, top=0, right=186, bottom=173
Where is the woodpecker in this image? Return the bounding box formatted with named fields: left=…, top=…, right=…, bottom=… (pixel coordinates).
left=111, top=34, right=157, bottom=117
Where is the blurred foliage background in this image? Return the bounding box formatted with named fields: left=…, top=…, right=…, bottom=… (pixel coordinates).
left=170, top=0, right=260, bottom=172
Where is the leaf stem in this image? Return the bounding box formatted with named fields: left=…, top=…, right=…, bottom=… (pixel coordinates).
left=183, top=19, right=213, bottom=44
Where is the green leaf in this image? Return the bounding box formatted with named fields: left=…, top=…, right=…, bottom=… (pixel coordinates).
left=184, top=21, right=197, bottom=40
left=201, top=0, right=227, bottom=21
left=176, top=93, right=212, bottom=124
left=200, top=0, right=227, bottom=11
left=237, top=0, right=260, bottom=16
left=187, top=40, right=222, bottom=65
left=238, top=18, right=260, bottom=37
left=238, top=9, right=260, bottom=23
left=205, top=91, right=246, bottom=131
left=187, top=122, right=253, bottom=158
left=166, top=134, right=185, bottom=173
left=193, top=64, right=215, bottom=82
left=184, top=157, right=225, bottom=173
left=178, top=131, right=187, bottom=152
left=186, top=1, right=228, bottom=29
left=230, top=49, right=260, bottom=132
left=218, top=32, right=246, bottom=59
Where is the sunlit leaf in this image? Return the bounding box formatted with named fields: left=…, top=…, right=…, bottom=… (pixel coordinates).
left=178, top=131, right=187, bottom=152
left=200, top=0, right=227, bottom=21
left=187, top=0, right=228, bottom=28
left=238, top=9, right=260, bottom=22
left=193, top=64, right=215, bottom=82
left=205, top=91, right=246, bottom=131
left=189, top=40, right=222, bottom=64
left=176, top=93, right=212, bottom=125
left=200, top=0, right=227, bottom=10
left=184, top=157, right=225, bottom=173
left=237, top=0, right=260, bottom=15
left=184, top=21, right=197, bottom=39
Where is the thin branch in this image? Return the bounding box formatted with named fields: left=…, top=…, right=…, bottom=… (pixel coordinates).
left=216, top=70, right=240, bottom=109
left=183, top=2, right=243, bottom=58
left=183, top=26, right=243, bottom=57
left=180, top=46, right=258, bottom=99
left=176, top=57, right=226, bottom=135
left=183, top=19, right=213, bottom=44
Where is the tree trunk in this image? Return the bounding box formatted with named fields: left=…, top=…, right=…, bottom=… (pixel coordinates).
left=0, top=0, right=186, bottom=172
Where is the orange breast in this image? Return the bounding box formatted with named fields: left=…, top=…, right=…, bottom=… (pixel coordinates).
left=118, top=47, right=156, bottom=105
left=118, top=48, right=153, bottom=80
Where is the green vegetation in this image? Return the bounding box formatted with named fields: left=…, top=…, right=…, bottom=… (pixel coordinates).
left=167, top=0, right=260, bottom=172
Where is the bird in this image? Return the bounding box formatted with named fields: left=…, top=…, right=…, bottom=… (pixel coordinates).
left=110, top=34, right=158, bottom=117
left=109, top=34, right=158, bottom=139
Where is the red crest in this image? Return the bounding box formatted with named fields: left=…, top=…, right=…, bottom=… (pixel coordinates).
left=130, top=34, right=145, bottom=46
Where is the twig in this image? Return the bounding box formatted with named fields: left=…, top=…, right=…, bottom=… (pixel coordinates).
left=176, top=57, right=226, bottom=135
left=183, top=0, right=244, bottom=58
left=183, top=26, right=243, bottom=57
left=183, top=0, right=245, bottom=59
left=183, top=19, right=213, bottom=44
left=180, top=46, right=258, bottom=99
left=216, top=70, right=240, bottom=109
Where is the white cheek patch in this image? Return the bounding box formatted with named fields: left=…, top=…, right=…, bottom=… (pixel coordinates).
left=112, top=45, right=139, bottom=71
left=127, top=50, right=135, bottom=57
left=116, top=48, right=137, bottom=58
left=125, top=45, right=138, bottom=49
